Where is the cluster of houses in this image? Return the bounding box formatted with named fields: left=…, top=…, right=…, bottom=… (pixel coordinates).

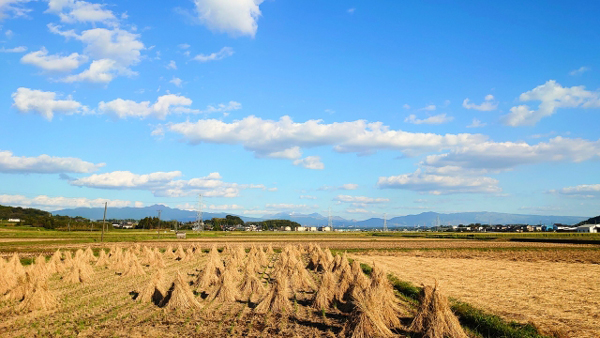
left=281, top=226, right=333, bottom=232
left=449, top=223, right=599, bottom=233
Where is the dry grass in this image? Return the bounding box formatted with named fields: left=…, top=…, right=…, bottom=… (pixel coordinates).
left=352, top=253, right=600, bottom=338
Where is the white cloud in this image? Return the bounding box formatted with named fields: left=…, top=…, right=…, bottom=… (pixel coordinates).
left=347, top=8, right=356, bottom=14
left=0, top=45, right=27, bottom=53
left=378, top=169, right=501, bottom=195
left=192, top=46, right=234, bottom=62
left=419, top=104, right=436, bottom=111
left=178, top=43, right=190, bottom=49
left=422, top=136, right=600, bottom=172
left=502, top=80, right=600, bottom=126
left=405, top=113, right=453, bottom=125
left=293, top=156, right=324, bottom=170
left=466, top=118, right=486, bottom=128
left=334, top=195, right=389, bottom=204
left=299, top=195, right=317, bottom=200
left=99, top=94, right=194, bottom=119
left=0, top=150, right=103, bottom=173
left=402, top=104, right=410, bottom=109
left=164, top=115, right=486, bottom=165
left=201, top=101, right=242, bottom=114
left=60, top=58, right=117, bottom=83
left=48, top=24, right=144, bottom=83
left=46, top=0, right=116, bottom=25
left=0, top=194, right=140, bottom=211
left=5, top=29, right=14, bottom=37
left=21, top=47, right=88, bottom=72
left=265, top=203, right=316, bottom=212
left=0, top=0, right=30, bottom=20
left=318, top=184, right=358, bottom=191
left=569, top=66, right=590, bottom=76
left=69, top=170, right=267, bottom=198
left=462, top=94, right=498, bottom=111
left=553, top=184, right=600, bottom=198
left=194, top=0, right=263, bottom=37
left=170, top=77, right=182, bottom=87
left=11, top=87, right=88, bottom=120
left=346, top=208, right=370, bottom=214
left=208, top=204, right=244, bottom=210
left=166, top=60, right=177, bottom=70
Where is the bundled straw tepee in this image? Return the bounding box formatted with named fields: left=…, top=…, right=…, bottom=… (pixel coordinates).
left=409, top=283, right=468, bottom=338
left=160, top=271, right=201, bottom=311
left=342, top=290, right=394, bottom=338
left=254, top=276, right=292, bottom=315
left=17, top=276, right=57, bottom=312
left=312, top=270, right=336, bottom=311
left=136, top=269, right=166, bottom=304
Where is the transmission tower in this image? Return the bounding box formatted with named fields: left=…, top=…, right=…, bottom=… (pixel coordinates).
left=383, top=213, right=388, bottom=232
left=328, top=207, right=333, bottom=229
left=195, top=194, right=204, bottom=231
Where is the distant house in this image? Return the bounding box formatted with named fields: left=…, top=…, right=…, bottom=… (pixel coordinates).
left=176, top=232, right=187, bottom=239
left=319, top=226, right=332, bottom=232
left=295, top=226, right=306, bottom=231
left=309, top=226, right=318, bottom=232
left=576, top=224, right=598, bottom=233
left=7, top=218, right=20, bottom=223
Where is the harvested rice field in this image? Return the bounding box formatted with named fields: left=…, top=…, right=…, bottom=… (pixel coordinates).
left=351, top=252, right=600, bottom=338
left=1, top=233, right=598, bottom=337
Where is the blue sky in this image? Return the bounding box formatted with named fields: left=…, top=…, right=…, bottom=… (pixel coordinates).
left=1, top=0, right=599, bottom=219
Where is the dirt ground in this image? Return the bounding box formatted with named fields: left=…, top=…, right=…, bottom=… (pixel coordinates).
left=351, top=253, right=600, bottom=338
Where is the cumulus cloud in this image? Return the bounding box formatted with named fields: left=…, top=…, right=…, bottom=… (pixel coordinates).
left=99, top=94, right=194, bottom=119
left=208, top=204, right=244, bottom=210
left=502, top=80, right=600, bottom=126
left=422, top=136, right=600, bottom=172
left=0, top=150, right=103, bottom=173
left=192, top=46, right=234, bottom=62
left=0, top=194, right=140, bottom=211
left=194, top=0, right=263, bottom=37
left=346, top=208, right=370, bottom=214
left=61, top=58, right=117, bottom=83
left=166, top=60, right=177, bottom=70
left=0, top=0, right=30, bottom=20
left=462, top=94, right=498, bottom=111
left=170, top=77, right=182, bottom=87
left=550, top=184, right=600, bottom=198
left=21, top=47, right=88, bottom=72
left=378, top=169, right=501, bottom=195
left=405, top=113, right=453, bottom=125
left=11, top=87, right=88, bottom=120
left=0, top=45, right=27, bottom=53
left=46, top=0, right=117, bottom=25
left=48, top=24, right=144, bottom=83
left=163, top=115, right=486, bottom=167
left=334, top=195, right=389, bottom=204
left=466, top=118, right=486, bottom=128
left=69, top=170, right=269, bottom=198
left=293, top=156, right=324, bottom=170
left=300, top=195, right=317, bottom=200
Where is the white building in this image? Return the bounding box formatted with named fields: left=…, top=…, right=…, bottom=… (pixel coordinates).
left=309, top=226, right=318, bottom=232
left=7, top=218, right=20, bottom=223
left=295, top=226, right=306, bottom=231
left=576, top=224, right=598, bottom=233
left=319, top=226, right=332, bottom=232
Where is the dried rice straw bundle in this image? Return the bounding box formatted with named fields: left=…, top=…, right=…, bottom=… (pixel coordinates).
left=209, top=267, right=239, bottom=303
left=5, top=271, right=34, bottom=301
left=63, top=260, right=93, bottom=283
left=0, top=264, right=17, bottom=295
left=123, top=255, right=146, bottom=277
left=342, top=289, right=394, bottom=338
left=238, top=270, right=264, bottom=302
left=194, top=258, right=221, bottom=292
left=266, top=243, right=274, bottom=255
left=409, top=283, right=468, bottom=338
left=254, top=276, right=292, bottom=315
left=312, top=270, right=336, bottom=311
left=136, top=269, right=166, bottom=303
left=345, top=260, right=370, bottom=301
left=74, top=249, right=85, bottom=261
left=368, top=264, right=404, bottom=329
left=84, top=246, right=97, bottom=262
left=17, top=276, right=57, bottom=313
left=9, top=253, right=25, bottom=276
left=164, top=245, right=176, bottom=259
left=161, top=271, right=201, bottom=311
left=175, top=244, right=186, bottom=261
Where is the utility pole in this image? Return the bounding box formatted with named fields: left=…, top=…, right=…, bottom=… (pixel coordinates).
left=157, top=209, right=162, bottom=239
left=383, top=213, right=388, bottom=232
left=195, top=194, right=204, bottom=231
left=101, top=202, right=107, bottom=242
left=68, top=219, right=71, bottom=232
left=90, top=219, right=93, bottom=232
left=328, top=207, right=332, bottom=230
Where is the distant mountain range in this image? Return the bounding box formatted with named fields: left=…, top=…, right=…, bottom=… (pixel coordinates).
left=52, top=205, right=588, bottom=227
